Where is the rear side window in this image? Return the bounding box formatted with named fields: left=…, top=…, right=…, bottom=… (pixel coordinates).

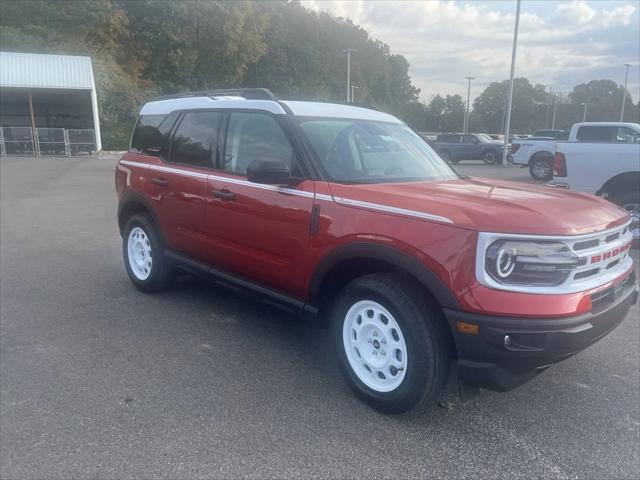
left=576, top=126, right=615, bottom=142
left=170, top=112, right=222, bottom=168
left=614, top=127, right=639, bottom=143
left=130, top=113, right=177, bottom=156
left=437, top=135, right=460, bottom=143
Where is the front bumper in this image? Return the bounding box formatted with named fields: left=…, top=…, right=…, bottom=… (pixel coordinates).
left=444, top=272, right=638, bottom=392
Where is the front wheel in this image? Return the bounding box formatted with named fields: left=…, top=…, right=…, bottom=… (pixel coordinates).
left=332, top=273, right=451, bottom=414
left=611, top=191, right=640, bottom=243
left=529, top=157, right=553, bottom=180
left=482, top=151, right=498, bottom=164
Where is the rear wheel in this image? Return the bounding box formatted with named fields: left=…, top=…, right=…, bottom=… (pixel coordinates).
left=529, top=156, right=553, bottom=180
left=123, top=214, right=171, bottom=292
left=332, top=273, right=451, bottom=414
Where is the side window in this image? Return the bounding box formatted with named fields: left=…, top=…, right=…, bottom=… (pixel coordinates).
left=130, top=113, right=178, bottom=156
left=576, top=126, right=615, bottom=142
left=462, top=135, right=478, bottom=145
left=222, top=112, right=294, bottom=175
left=437, top=134, right=459, bottom=143
left=614, top=127, right=639, bottom=143
left=170, top=111, right=221, bottom=168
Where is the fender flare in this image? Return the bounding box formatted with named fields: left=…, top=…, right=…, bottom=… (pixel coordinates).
left=308, top=242, right=460, bottom=310
left=117, top=190, right=162, bottom=237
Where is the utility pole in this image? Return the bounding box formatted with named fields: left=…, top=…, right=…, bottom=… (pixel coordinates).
left=464, top=76, right=474, bottom=134
left=620, top=63, right=632, bottom=121
left=581, top=102, right=588, bottom=122
left=551, top=94, right=558, bottom=129
left=343, top=49, right=356, bottom=103
left=350, top=84, right=358, bottom=103
left=502, top=0, right=521, bottom=166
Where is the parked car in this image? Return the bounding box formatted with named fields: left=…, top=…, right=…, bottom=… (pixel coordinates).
left=433, top=133, right=504, bottom=164
left=116, top=89, right=638, bottom=413
left=511, top=122, right=640, bottom=180
left=550, top=126, right=640, bottom=240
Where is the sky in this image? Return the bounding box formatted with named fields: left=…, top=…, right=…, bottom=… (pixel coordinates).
left=301, top=0, right=640, bottom=103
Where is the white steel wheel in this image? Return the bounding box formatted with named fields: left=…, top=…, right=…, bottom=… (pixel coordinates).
left=342, top=300, right=408, bottom=393
left=127, top=227, right=153, bottom=280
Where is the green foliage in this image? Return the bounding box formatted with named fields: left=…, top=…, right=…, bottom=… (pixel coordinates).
left=0, top=0, right=423, bottom=148
left=1, top=0, right=637, bottom=146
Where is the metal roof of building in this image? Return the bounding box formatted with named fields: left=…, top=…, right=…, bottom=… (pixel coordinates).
left=0, top=52, right=95, bottom=90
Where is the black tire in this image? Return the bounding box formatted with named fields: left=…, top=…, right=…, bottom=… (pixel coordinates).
left=529, top=156, right=553, bottom=180
left=122, top=213, right=171, bottom=293
left=482, top=150, right=498, bottom=165
left=332, top=273, right=451, bottom=414
left=610, top=191, right=640, bottom=245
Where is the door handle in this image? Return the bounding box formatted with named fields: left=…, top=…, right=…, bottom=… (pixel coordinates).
left=212, top=188, right=236, bottom=200
left=151, top=177, right=169, bottom=187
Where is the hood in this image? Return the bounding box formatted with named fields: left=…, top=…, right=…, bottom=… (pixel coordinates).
left=328, top=178, right=629, bottom=236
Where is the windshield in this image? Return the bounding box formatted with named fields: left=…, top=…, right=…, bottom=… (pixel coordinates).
left=298, top=118, right=459, bottom=183
left=477, top=134, right=494, bottom=143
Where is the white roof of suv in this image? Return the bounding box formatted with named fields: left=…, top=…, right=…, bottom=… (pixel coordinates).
left=139, top=95, right=403, bottom=124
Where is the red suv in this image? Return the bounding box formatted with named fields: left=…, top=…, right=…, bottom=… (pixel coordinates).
left=116, top=88, right=638, bottom=413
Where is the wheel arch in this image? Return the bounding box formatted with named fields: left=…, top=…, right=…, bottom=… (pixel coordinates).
left=597, top=171, right=640, bottom=199
left=308, top=243, right=460, bottom=316
left=528, top=151, right=554, bottom=165
left=117, top=191, right=162, bottom=238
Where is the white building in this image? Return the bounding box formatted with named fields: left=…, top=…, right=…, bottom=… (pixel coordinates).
left=0, top=52, right=101, bottom=155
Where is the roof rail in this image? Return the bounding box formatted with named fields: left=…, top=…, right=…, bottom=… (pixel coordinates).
left=151, top=88, right=278, bottom=102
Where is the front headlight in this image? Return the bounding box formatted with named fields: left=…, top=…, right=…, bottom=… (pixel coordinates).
left=485, top=239, right=580, bottom=286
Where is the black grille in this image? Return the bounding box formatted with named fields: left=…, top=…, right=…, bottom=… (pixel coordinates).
left=574, top=239, right=599, bottom=251
left=591, top=272, right=636, bottom=311
left=575, top=268, right=599, bottom=280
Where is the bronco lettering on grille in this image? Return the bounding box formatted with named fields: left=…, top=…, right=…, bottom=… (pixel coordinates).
left=591, top=242, right=632, bottom=264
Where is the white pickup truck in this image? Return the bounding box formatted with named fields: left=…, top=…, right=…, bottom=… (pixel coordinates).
left=511, top=122, right=639, bottom=180
left=549, top=122, right=640, bottom=240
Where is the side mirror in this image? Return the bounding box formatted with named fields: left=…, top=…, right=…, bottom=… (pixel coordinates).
left=246, top=159, right=302, bottom=186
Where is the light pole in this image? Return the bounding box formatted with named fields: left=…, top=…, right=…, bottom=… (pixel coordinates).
left=544, top=85, right=550, bottom=128
left=620, top=63, right=632, bottom=121
left=464, top=76, right=474, bottom=134
left=581, top=102, right=588, bottom=122
left=343, top=49, right=356, bottom=103
left=551, top=94, right=558, bottom=129
left=350, top=84, right=358, bottom=103
left=502, top=0, right=521, bottom=165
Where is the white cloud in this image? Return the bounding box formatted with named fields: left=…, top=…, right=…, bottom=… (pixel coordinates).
left=301, top=0, right=639, bottom=102
left=557, top=0, right=596, bottom=24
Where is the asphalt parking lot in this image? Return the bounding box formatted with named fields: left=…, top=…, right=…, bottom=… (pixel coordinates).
left=1, top=155, right=638, bottom=479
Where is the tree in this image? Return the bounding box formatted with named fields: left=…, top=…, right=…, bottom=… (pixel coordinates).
left=473, top=78, right=548, bottom=134
left=569, top=79, right=639, bottom=123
